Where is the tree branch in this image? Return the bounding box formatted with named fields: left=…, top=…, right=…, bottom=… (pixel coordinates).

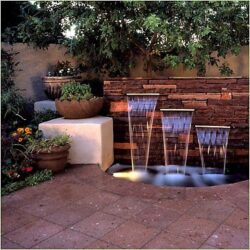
left=149, top=32, right=158, bottom=51
left=128, top=34, right=146, bottom=55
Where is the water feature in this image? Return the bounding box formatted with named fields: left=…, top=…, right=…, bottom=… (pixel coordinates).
left=195, top=125, right=230, bottom=174
left=110, top=162, right=247, bottom=186
left=161, top=109, right=194, bottom=175
left=127, top=93, right=159, bottom=171
left=108, top=95, right=247, bottom=187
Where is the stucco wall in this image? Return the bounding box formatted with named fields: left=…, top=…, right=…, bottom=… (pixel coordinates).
left=131, top=46, right=249, bottom=78
left=1, top=43, right=249, bottom=101
left=2, top=43, right=78, bottom=101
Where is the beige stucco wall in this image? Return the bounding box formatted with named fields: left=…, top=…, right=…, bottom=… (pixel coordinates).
left=2, top=43, right=249, bottom=100
left=2, top=43, right=78, bottom=100
left=130, top=46, right=249, bottom=77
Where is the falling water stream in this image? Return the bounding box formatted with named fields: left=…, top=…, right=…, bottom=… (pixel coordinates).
left=196, top=125, right=230, bottom=174
left=127, top=93, right=159, bottom=171
left=161, top=109, right=194, bottom=174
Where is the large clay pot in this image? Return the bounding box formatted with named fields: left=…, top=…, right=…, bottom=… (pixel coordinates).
left=42, top=76, right=82, bottom=100
left=55, top=97, right=104, bottom=119
left=32, top=144, right=70, bottom=173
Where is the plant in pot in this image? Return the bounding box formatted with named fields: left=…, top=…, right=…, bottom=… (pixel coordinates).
left=27, top=132, right=71, bottom=173
left=42, top=60, right=82, bottom=100
left=55, top=81, right=104, bottom=119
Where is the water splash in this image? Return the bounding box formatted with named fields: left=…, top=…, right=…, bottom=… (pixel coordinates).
left=161, top=109, right=194, bottom=174
left=196, top=125, right=230, bottom=174
left=127, top=93, right=159, bottom=171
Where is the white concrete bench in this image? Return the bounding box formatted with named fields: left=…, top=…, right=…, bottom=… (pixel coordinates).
left=39, top=116, right=114, bottom=171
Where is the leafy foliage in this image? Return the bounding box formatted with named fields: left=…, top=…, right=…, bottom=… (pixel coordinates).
left=1, top=169, right=53, bottom=196
left=1, top=49, right=58, bottom=196
left=3, top=1, right=249, bottom=76
left=1, top=49, right=19, bottom=91
left=1, top=89, right=28, bottom=125
left=1, top=49, right=31, bottom=129
left=27, top=134, right=70, bottom=153
left=1, top=1, right=38, bottom=43
left=47, top=60, right=80, bottom=76
left=31, top=110, right=60, bottom=128
left=60, top=81, right=94, bottom=101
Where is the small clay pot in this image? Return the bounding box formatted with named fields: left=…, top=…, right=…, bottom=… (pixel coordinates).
left=32, top=144, right=70, bottom=173
left=42, top=76, right=82, bottom=100
left=55, top=97, right=104, bottom=119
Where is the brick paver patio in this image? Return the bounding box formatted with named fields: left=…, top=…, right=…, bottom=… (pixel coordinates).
left=1, top=164, right=249, bottom=249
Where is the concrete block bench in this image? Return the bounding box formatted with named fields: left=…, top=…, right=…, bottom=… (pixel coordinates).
left=34, top=100, right=56, bottom=112
left=39, top=116, right=114, bottom=172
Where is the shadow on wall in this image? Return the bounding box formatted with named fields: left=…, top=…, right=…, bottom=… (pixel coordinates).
left=31, top=76, right=47, bottom=101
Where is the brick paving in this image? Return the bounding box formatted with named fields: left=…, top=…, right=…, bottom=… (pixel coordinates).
left=1, top=164, right=249, bottom=249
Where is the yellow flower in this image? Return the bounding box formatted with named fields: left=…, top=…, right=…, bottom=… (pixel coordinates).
left=17, top=128, right=24, bottom=134
left=25, top=127, right=32, bottom=134
left=18, top=138, right=23, bottom=143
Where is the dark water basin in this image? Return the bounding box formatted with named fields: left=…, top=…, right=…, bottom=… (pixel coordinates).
left=108, top=164, right=248, bottom=187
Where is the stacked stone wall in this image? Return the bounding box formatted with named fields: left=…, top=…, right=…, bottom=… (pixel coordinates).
left=104, top=77, right=249, bottom=169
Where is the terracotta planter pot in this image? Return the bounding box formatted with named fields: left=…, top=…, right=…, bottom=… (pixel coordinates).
left=32, top=144, right=70, bottom=173
left=55, top=97, right=104, bottom=119
left=42, top=76, right=82, bottom=100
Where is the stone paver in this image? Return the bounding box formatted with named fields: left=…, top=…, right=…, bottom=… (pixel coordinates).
left=102, top=220, right=160, bottom=248
left=204, top=224, right=249, bottom=249
left=199, top=242, right=217, bottom=249
left=74, top=190, right=121, bottom=211
left=1, top=164, right=249, bottom=249
left=103, top=195, right=150, bottom=219
left=1, top=237, right=23, bottom=249
left=86, top=239, right=120, bottom=249
left=224, top=208, right=249, bottom=231
left=155, top=199, right=195, bottom=214
left=163, top=215, right=220, bottom=246
left=71, top=211, right=125, bottom=238
left=1, top=208, right=38, bottom=235
left=187, top=200, right=236, bottom=223
left=133, top=204, right=181, bottom=229
left=45, top=202, right=95, bottom=227
left=4, top=219, right=63, bottom=248
left=32, top=229, right=96, bottom=249
left=143, top=230, right=201, bottom=249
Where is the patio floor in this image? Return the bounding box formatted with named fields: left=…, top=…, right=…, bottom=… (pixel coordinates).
left=1, top=164, right=249, bottom=249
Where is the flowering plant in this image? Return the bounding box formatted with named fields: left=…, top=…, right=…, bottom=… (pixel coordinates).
left=1, top=126, right=36, bottom=183
left=47, top=61, right=79, bottom=76
left=11, top=127, right=32, bottom=143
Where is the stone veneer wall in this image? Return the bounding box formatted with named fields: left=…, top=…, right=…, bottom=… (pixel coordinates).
left=104, top=77, right=249, bottom=169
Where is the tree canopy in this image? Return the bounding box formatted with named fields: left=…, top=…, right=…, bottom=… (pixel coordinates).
left=3, top=1, right=249, bottom=77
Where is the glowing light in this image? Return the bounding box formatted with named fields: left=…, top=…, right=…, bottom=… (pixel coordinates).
left=113, top=171, right=146, bottom=181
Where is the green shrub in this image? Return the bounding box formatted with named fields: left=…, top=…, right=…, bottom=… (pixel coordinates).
left=27, top=134, right=70, bottom=153
left=60, top=81, right=93, bottom=101
left=1, top=169, right=53, bottom=196
left=1, top=88, right=29, bottom=128
left=1, top=49, right=17, bottom=91
left=31, top=110, right=60, bottom=127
